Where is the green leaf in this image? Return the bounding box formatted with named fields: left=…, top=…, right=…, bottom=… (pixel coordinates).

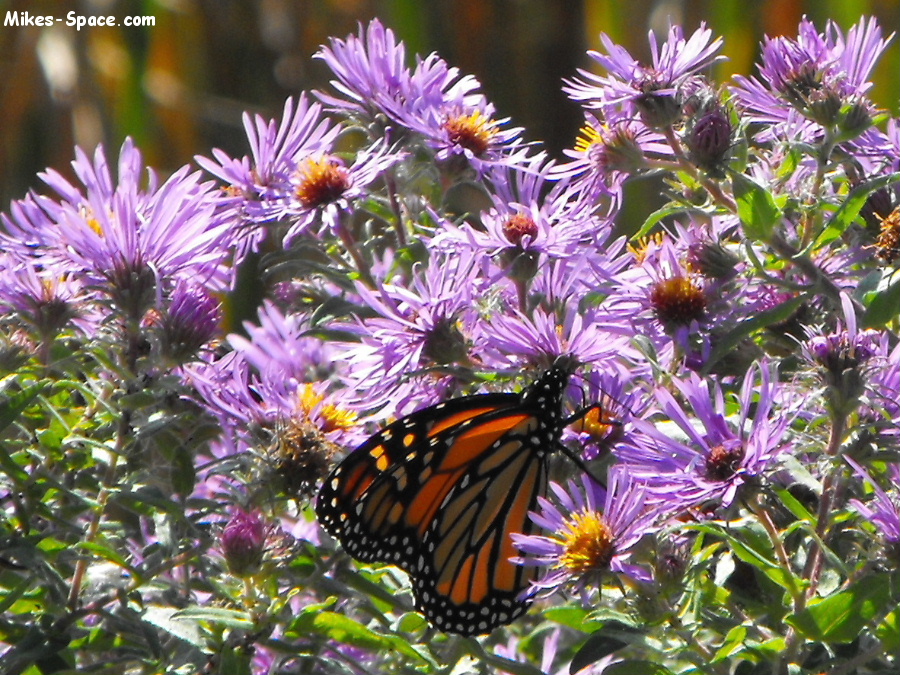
left=785, top=573, right=890, bottom=642
left=0, top=381, right=48, bottom=434
left=569, top=622, right=645, bottom=674
left=631, top=205, right=686, bottom=240
left=0, top=576, right=33, bottom=615
left=731, top=172, right=781, bottom=241
left=713, top=625, right=748, bottom=662
left=543, top=605, right=603, bottom=632
left=293, top=611, right=426, bottom=664
left=143, top=605, right=206, bottom=648
left=703, top=294, right=807, bottom=373
left=685, top=523, right=803, bottom=595
left=772, top=487, right=815, bottom=523
left=173, top=606, right=254, bottom=629
left=827, top=171, right=900, bottom=237
left=74, top=540, right=136, bottom=574
left=217, top=643, right=253, bottom=675
left=602, top=661, right=675, bottom=675
left=863, top=270, right=900, bottom=328
left=876, top=609, right=900, bottom=652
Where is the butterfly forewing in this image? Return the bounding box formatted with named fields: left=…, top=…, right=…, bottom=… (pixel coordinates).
left=315, top=393, right=520, bottom=568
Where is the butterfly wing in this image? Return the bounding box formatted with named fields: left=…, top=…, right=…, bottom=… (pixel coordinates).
left=315, top=392, right=521, bottom=570
left=412, top=412, right=551, bottom=635
left=316, top=366, right=573, bottom=636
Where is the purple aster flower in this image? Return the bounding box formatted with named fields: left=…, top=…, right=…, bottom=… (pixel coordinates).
left=315, top=19, right=481, bottom=127
left=317, top=19, right=526, bottom=175
left=336, top=250, right=483, bottom=418
left=227, top=300, right=334, bottom=385
left=184, top=302, right=361, bottom=463
left=399, top=96, right=530, bottom=176
left=846, top=456, right=900, bottom=563
left=565, top=24, right=724, bottom=128
left=478, top=301, right=636, bottom=375
left=732, top=17, right=891, bottom=140
left=0, top=251, right=94, bottom=342
left=555, top=110, right=671, bottom=201
left=618, top=363, right=791, bottom=510
left=603, top=234, right=712, bottom=370
left=197, top=95, right=404, bottom=247
left=512, top=467, right=656, bottom=598
left=4, top=140, right=234, bottom=319
left=565, top=369, right=652, bottom=462
left=433, top=155, right=599, bottom=271
left=801, top=293, right=881, bottom=417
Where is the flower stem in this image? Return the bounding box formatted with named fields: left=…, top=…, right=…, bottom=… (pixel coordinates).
left=66, top=412, right=129, bottom=610
left=383, top=172, right=408, bottom=248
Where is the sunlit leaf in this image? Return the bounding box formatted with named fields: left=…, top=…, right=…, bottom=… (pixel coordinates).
left=731, top=172, right=781, bottom=241
left=143, top=605, right=206, bottom=648
left=786, top=574, right=890, bottom=643
left=173, top=606, right=253, bottom=629
left=0, top=382, right=48, bottom=434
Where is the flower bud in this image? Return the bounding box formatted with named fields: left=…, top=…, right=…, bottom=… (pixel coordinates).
left=838, top=99, right=874, bottom=140
left=685, top=108, right=732, bottom=174
left=159, top=283, right=222, bottom=362
left=221, top=509, right=267, bottom=576
left=687, top=240, right=740, bottom=280
left=635, top=92, right=682, bottom=129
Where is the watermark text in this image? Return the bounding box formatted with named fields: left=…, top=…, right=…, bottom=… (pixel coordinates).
left=4, top=10, right=155, bottom=31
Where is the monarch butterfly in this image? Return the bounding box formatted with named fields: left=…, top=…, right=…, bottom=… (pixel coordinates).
left=315, top=363, right=578, bottom=636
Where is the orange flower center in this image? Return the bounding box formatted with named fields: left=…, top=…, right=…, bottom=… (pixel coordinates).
left=502, top=213, right=539, bottom=246
left=875, top=207, right=900, bottom=265
left=650, top=276, right=706, bottom=326
left=295, top=156, right=350, bottom=208
left=443, top=111, right=496, bottom=156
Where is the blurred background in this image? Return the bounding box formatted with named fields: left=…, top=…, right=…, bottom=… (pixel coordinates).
left=1, top=0, right=898, bottom=207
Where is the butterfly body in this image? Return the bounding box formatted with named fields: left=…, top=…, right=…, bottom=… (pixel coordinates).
left=315, top=367, right=571, bottom=636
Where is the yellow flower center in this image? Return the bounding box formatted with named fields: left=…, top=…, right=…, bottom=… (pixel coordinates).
left=557, top=509, right=615, bottom=575
left=295, top=155, right=350, bottom=208
left=574, top=124, right=605, bottom=154
left=443, top=110, right=497, bottom=156
left=627, top=232, right=665, bottom=265
left=298, top=384, right=357, bottom=433
left=875, top=207, right=900, bottom=265
left=574, top=122, right=644, bottom=172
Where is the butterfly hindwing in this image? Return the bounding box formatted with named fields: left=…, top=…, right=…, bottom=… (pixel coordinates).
left=412, top=413, right=552, bottom=636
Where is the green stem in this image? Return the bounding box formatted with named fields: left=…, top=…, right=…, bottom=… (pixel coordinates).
left=748, top=495, right=803, bottom=606
left=334, top=213, right=376, bottom=289
left=780, top=409, right=847, bottom=672
left=383, top=172, right=408, bottom=248
left=66, top=412, right=129, bottom=610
